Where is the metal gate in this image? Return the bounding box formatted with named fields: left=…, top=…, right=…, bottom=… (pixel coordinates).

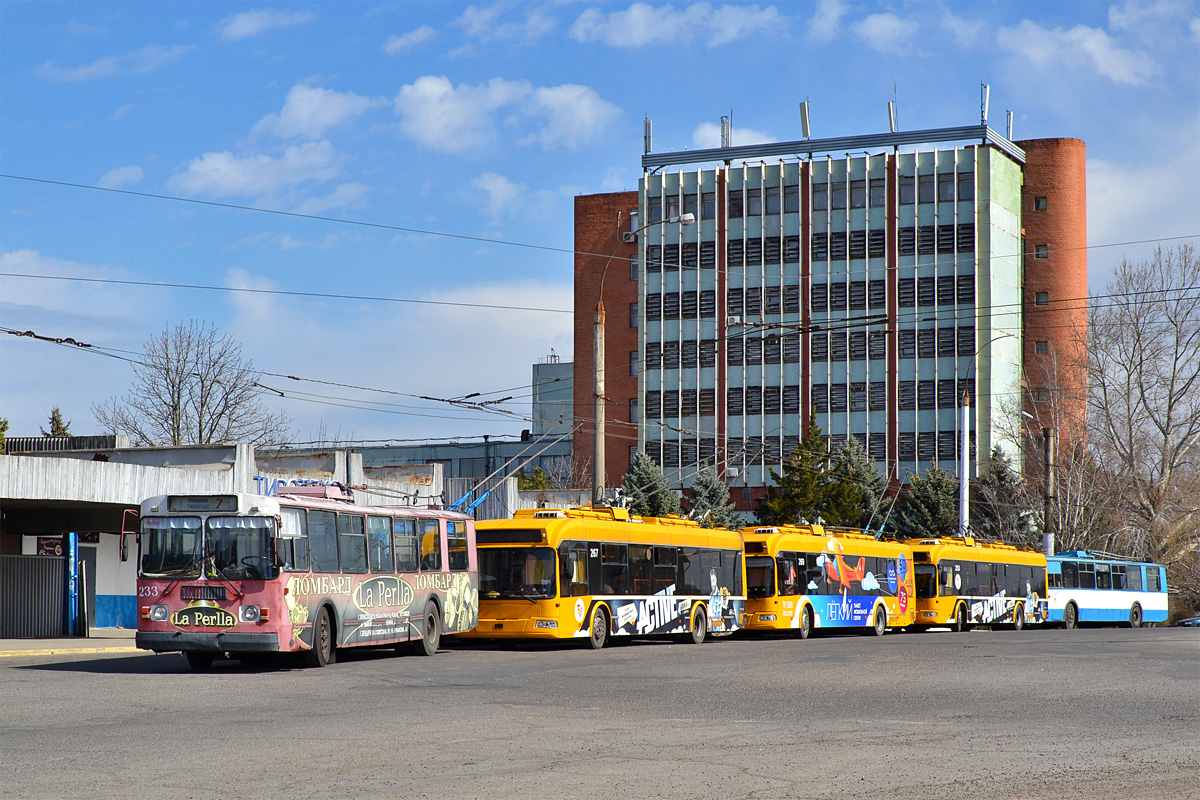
left=0, top=555, right=66, bottom=638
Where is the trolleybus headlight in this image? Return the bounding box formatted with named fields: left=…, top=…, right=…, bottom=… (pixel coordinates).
left=759, top=614, right=777, bottom=621
left=534, top=619, right=558, bottom=629
left=240, top=605, right=261, bottom=623
left=150, top=605, right=169, bottom=621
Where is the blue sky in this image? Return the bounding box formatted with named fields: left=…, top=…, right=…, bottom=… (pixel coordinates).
left=2, top=1, right=1198, bottom=445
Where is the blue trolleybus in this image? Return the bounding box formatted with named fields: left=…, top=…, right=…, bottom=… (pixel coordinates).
left=1047, top=551, right=1168, bottom=628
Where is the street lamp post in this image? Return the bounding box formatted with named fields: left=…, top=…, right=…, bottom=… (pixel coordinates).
left=959, top=331, right=1018, bottom=536
left=593, top=211, right=695, bottom=506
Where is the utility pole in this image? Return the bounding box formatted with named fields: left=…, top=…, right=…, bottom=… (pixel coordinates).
left=1043, top=427, right=1056, bottom=556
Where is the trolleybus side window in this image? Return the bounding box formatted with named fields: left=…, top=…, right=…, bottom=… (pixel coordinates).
left=630, top=545, right=653, bottom=594
left=367, top=515, right=393, bottom=573
left=654, top=547, right=677, bottom=593
left=419, top=518, right=442, bottom=571
left=602, top=543, right=628, bottom=594
left=308, top=509, right=339, bottom=573
left=1111, top=564, right=1126, bottom=590
left=914, top=564, right=937, bottom=598
left=1146, top=566, right=1161, bottom=592
left=280, top=507, right=309, bottom=572
left=777, top=551, right=802, bottom=596
left=1061, top=560, right=1078, bottom=588
left=1095, top=562, right=1111, bottom=590
left=938, top=563, right=956, bottom=595
left=1127, top=565, right=1142, bottom=592
left=559, top=542, right=590, bottom=597
left=338, top=514, right=368, bottom=574
left=804, top=553, right=823, bottom=593
left=394, top=518, right=419, bottom=572
left=1078, top=562, right=1095, bottom=589
left=678, top=547, right=703, bottom=595
left=447, top=520, right=469, bottom=571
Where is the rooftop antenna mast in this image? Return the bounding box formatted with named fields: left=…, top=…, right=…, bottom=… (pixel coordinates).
left=981, top=81, right=990, bottom=126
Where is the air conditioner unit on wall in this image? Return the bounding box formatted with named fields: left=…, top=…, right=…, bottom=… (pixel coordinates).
left=622, top=232, right=636, bottom=243
left=726, top=315, right=742, bottom=327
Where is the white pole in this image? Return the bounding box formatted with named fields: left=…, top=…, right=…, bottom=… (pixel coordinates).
left=959, top=389, right=970, bottom=536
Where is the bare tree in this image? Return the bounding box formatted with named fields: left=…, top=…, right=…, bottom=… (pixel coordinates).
left=1087, top=245, right=1200, bottom=577
left=93, top=320, right=291, bottom=446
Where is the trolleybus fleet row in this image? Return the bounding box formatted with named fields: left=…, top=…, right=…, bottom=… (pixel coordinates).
left=132, top=488, right=1171, bottom=669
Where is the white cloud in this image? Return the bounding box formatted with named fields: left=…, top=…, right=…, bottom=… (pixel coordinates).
left=109, top=103, right=134, bottom=121
left=996, top=20, right=1156, bottom=87
left=1087, top=123, right=1200, bottom=289
left=394, top=76, right=620, bottom=153
left=384, top=25, right=437, bottom=54
left=1108, top=0, right=1190, bottom=32
left=219, top=10, right=316, bottom=41
left=292, top=182, right=370, bottom=216
left=474, top=172, right=523, bottom=224
left=570, top=2, right=783, bottom=48
left=97, top=165, right=144, bottom=189
left=942, top=9, right=984, bottom=47
left=456, top=4, right=556, bottom=44
left=807, top=0, right=845, bottom=42
left=0, top=250, right=158, bottom=437
left=692, top=121, right=774, bottom=148
left=394, top=75, right=531, bottom=152
left=35, top=44, right=191, bottom=82
left=521, top=85, right=621, bottom=150
left=167, top=141, right=346, bottom=200
left=850, top=13, right=919, bottom=55
left=251, top=84, right=384, bottom=140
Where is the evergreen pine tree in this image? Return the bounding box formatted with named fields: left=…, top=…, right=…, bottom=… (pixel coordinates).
left=0, top=417, right=8, bottom=454
left=971, top=446, right=1035, bottom=546
left=41, top=406, right=71, bottom=437
left=757, top=416, right=832, bottom=525
left=621, top=452, right=681, bottom=518
left=517, top=466, right=551, bottom=491
left=825, top=437, right=889, bottom=530
left=892, top=466, right=960, bottom=540
left=688, top=467, right=739, bottom=528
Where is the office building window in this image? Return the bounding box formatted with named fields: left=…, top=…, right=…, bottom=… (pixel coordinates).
left=1034, top=196, right=1048, bottom=210
left=729, top=190, right=743, bottom=217
left=898, top=329, right=916, bottom=358
left=938, top=431, right=957, bottom=461
left=1035, top=244, right=1049, bottom=259
left=868, top=229, right=886, bottom=258
left=630, top=352, right=638, bottom=377
left=898, top=227, right=915, bottom=256
left=648, top=196, right=662, bottom=222
left=701, top=192, right=716, bottom=219
left=1037, top=387, right=1051, bottom=402
left=938, top=173, right=954, bottom=202
left=813, top=184, right=828, bottom=211
left=1036, top=341, right=1050, bottom=354
left=918, top=431, right=936, bottom=460
left=811, top=282, right=828, bottom=313
left=812, top=384, right=829, bottom=413
left=1036, top=291, right=1049, bottom=306
left=899, top=432, right=917, bottom=461
left=765, top=186, right=781, bottom=215
left=784, top=184, right=799, bottom=213
left=630, top=303, right=638, bottom=328
left=629, top=398, right=638, bottom=424
left=869, top=178, right=885, bottom=208
left=850, top=180, right=866, bottom=208
left=957, top=171, right=974, bottom=201
left=747, top=189, right=762, bottom=216
left=829, top=331, right=848, bottom=361
left=898, top=278, right=916, bottom=307
left=899, top=174, right=914, bottom=204
left=831, top=182, right=847, bottom=210
left=918, top=173, right=934, bottom=203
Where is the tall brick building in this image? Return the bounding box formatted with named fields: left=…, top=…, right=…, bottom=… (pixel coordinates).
left=573, top=122, right=1087, bottom=508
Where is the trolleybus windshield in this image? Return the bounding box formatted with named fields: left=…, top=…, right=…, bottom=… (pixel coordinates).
left=479, top=547, right=556, bottom=599
left=208, top=516, right=277, bottom=580
left=140, top=516, right=202, bottom=577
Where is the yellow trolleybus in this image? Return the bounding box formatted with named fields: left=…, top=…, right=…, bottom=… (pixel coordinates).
left=743, top=525, right=917, bottom=637
left=459, top=507, right=746, bottom=649
left=908, top=537, right=1048, bottom=631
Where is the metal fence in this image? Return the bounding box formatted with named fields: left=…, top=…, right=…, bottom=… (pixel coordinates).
left=445, top=477, right=519, bottom=521
left=0, top=555, right=65, bottom=638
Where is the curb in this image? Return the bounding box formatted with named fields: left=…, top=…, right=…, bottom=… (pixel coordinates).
left=0, top=646, right=140, bottom=658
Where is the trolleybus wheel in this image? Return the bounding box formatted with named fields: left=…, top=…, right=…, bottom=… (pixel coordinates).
left=953, top=603, right=970, bottom=633
left=872, top=606, right=887, bottom=637
left=1012, top=604, right=1025, bottom=631
left=588, top=606, right=609, bottom=650
left=1129, top=603, right=1143, bottom=628
left=303, top=607, right=335, bottom=668
left=414, top=602, right=441, bottom=656
left=185, top=651, right=215, bottom=671
left=687, top=604, right=707, bottom=645
left=798, top=605, right=813, bottom=640
left=1064, top=602, right=1079, bottom=630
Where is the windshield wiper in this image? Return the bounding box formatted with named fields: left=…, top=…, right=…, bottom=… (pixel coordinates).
left=159, top=553, right=204, bottom=597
